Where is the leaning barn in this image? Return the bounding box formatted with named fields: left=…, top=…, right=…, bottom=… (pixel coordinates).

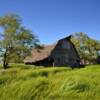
left=24, top=35, right=81, bottom=67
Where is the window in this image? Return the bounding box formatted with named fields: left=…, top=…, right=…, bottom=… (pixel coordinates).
left=62, top=41, right=70, bottom=49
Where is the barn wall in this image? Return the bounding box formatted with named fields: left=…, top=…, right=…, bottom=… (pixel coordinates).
left=50, top=38, right=80, bottom=66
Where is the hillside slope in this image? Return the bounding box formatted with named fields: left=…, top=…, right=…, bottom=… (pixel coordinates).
left=0, top=64, right=100, bottom=100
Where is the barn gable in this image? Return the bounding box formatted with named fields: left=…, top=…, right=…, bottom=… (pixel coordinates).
left=49, top=35, right=80, bottom=67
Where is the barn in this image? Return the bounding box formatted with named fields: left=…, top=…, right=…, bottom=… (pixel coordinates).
left=24, top=35, right=81, bottom=67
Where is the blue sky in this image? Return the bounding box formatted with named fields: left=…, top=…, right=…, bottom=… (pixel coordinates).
left=0, top=0, right=100, bottom=44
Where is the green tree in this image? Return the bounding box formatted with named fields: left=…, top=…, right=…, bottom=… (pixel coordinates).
left=0, top=14, right=38, bottom=69
left=72, top=32, right=100, bottom=64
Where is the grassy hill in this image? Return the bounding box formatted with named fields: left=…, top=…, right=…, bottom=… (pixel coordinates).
left=0, top=64, right=100, bottom=100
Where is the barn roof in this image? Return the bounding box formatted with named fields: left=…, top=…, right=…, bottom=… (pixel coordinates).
left=24, top=44, right=56, bottom=63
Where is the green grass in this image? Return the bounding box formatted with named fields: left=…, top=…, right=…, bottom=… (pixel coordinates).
left=0, top=64, right=100, bottom=100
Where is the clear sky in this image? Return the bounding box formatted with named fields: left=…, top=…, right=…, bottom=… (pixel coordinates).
left=0, top=0, right=100, bottom=44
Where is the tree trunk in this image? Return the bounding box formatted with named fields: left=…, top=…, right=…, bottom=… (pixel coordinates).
left=3, top=51, right=8, bottom=69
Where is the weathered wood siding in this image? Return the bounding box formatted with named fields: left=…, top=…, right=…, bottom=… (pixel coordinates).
left=50, top=37, right=80, bottom=66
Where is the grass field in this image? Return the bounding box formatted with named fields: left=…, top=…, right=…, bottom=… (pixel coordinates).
left=0, top=64, right=100, bottom=100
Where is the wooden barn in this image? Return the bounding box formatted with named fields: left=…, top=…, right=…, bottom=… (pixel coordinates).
left=24, top=35, right=81, bottom=67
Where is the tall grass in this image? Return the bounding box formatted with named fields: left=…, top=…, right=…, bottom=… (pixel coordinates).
left=0, top=64, right=100, bottom=100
